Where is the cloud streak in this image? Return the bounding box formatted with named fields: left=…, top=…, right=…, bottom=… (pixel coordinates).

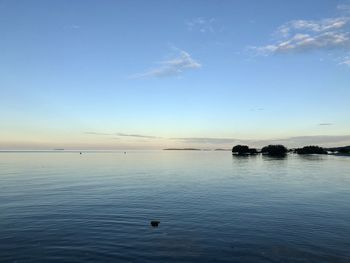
left=85, top=131, right=161, bottom=139
left=186, top=17, right=215, bottom=33
left=131, top=50, right=201, bottom=78
left=251, top=12, right=350, bottom=61
left=116, top=133, right=160, bottom=139
left=337, top=3, right=350, bottom=13
left=172, top=135, right=350, bottom=147
left=85, top=132, right=350, bottom=147
left=319, top=123, right=333, bottom=126
left=84, top=132, right=112, bottom=136
left=277, top=17, right=349, bottom=36
left=172, top=137, right=238, bottom=144
left=340, top=55, right=350, bottom=65
left=270, top=135, right=350, bottom=146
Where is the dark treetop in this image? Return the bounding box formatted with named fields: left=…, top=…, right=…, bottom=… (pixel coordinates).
left=232, top=145, right=258, bottom=155
left=261, top=145, right=288, bottom=156
left=295, top=145, right=327, bottom=155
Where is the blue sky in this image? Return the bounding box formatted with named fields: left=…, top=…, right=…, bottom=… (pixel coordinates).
left=1, top=0, right=350, bottom=149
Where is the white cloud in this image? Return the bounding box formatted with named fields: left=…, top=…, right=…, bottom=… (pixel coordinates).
left=339, top=55, right=350, bottom=66
left=186, top=17, right=215, bottom=33
left=252, top=15, right=350, bottom=56
left=337, top=3, right=350, bottom=13
left=277, top=17, right=349, bottom=36
left=131, top=50, right=201, bottom=78
left=255, top=32, right=350, bottom=55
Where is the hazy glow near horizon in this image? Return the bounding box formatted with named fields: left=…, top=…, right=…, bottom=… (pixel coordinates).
left=1, top=1, right=350, bottom=149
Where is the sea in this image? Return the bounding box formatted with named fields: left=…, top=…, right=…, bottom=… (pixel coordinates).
left=0, top=151, right=349, bottom=262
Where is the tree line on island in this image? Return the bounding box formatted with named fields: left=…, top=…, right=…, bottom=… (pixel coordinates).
left=162, top=145, right=350, bottom=156
left=232, top=144, right=350, bottom=156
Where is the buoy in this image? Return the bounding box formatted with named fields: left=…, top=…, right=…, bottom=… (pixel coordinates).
left=150, top=220, right=160, bottom=227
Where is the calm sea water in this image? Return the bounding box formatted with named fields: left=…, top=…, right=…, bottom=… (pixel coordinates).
left=0, top=151, right=349, bottom=262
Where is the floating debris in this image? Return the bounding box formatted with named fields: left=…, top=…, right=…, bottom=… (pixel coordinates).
left=150, top=220, right=160, bottom=227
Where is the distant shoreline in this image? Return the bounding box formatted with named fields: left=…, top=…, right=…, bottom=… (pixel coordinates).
left=163, top=148, right=201, bottom=151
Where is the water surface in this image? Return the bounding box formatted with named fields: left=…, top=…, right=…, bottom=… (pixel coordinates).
left=0, top=151, right=349, bottom=262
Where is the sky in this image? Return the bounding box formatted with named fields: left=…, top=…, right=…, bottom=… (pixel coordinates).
left=1, top=0, right=350, bottom=150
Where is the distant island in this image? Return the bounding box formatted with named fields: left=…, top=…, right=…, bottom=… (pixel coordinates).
left=261, top=145, right=287, bottom=156
left=232, top=144, right=350, bottom=156
left=231, top=144, right=286, bottom=156
left=162, top=145, right=350, bottom=155
left=295, top=145, right=327, bottom=154
left=232, top=145, right=259, bottom=155
left=326, top=146, right=350, bottom=155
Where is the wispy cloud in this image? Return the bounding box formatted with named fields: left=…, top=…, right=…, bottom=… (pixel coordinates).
left=85, top=132, right=350, bottom=147
left=116, top=133, right=160, bottom=139
left=337, top=3, right=350, bottom=13
left=131, top=50, right=201, bottom=79
left=250, top=8, right=350, bottom=62
left=319, top=123, right=333, bottom=126
left=172, top=135, right=350, bottom=147
left=339, top=55, right=350, bottom=66
left=70, top=25, right=80, bottom=29
left=172, top=137, right=238, bottom=144
left=85, top=131, right=160, bottom=139
left=186, top=17, right=215, bottom=33
left=271, top=135, right=350, bottom=146
left=84, top=132, right=112, bottom=136
left=277, top=17, right=349, bottom=36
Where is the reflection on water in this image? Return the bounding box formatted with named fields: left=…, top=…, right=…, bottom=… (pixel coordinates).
left=0, top=151, right=349, bottom=262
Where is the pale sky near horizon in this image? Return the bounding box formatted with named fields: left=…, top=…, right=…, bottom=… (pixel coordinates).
left=1, top=0, right=350, bottom=150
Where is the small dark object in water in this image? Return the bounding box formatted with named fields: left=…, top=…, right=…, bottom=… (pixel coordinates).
left=80, top=152, right=82, bottom=155
left=150, top=220, right=160, bottom=227
left=124, top=152, right=126, bottom=154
